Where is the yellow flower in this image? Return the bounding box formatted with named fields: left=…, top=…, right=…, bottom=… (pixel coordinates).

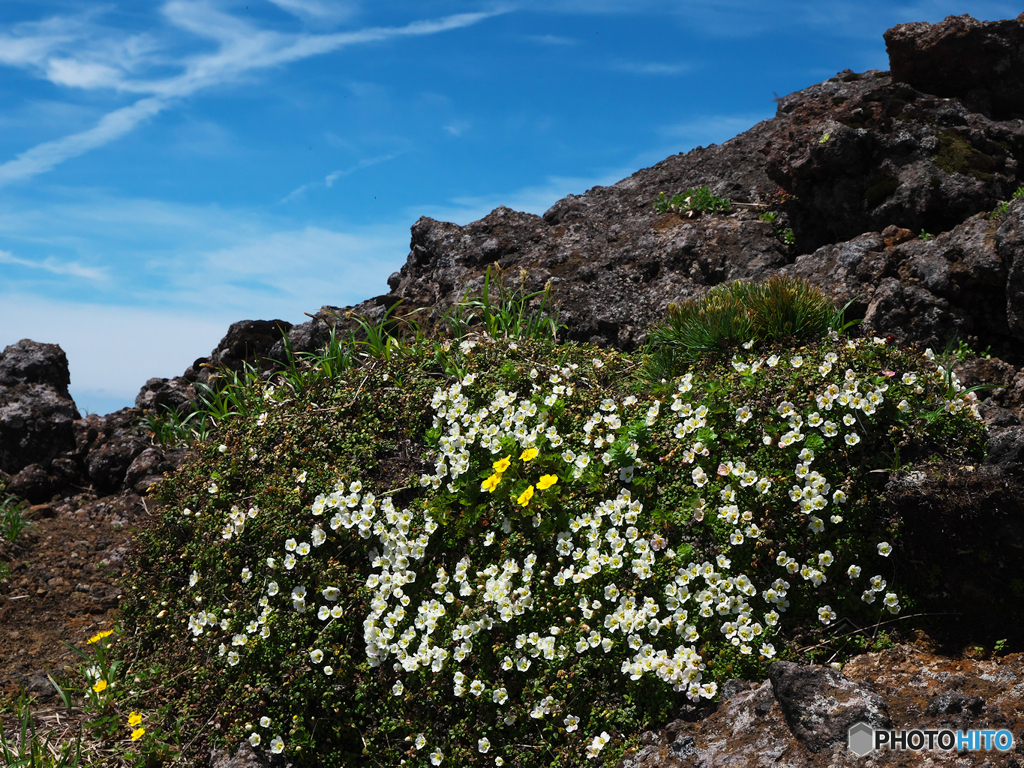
left=493, top=456, right=512, bottom=474
left=87, top=629, right=114, bottom=644
left=128, top=712, right=142, bottom=728
left=481, top=473, right=502, bottom=493
left=517, top=485, right=535, bottom=507
left=516, top=444, right=540, bottom=462
left=536, top=474, right=558, bottom=490
left=131, top=727, right=146, bottom=741
left=92, top=679, right=107, bottom=694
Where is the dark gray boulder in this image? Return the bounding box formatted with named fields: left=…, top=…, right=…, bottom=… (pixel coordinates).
left=0, top=340, right=80, bottom=478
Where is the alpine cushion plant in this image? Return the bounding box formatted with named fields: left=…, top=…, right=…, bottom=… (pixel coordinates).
left=642, top=275, right=849, bottom=380
left=117, top=319, right=985, bottom=767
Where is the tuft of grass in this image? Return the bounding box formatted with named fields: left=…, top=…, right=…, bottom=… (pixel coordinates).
left=642, top=275, right=855, bottom=381
left=444, top=264, right=561, bottom=344
left=989, top=184, right=1024, bottom=220
left=1, top=495, right=31, bottom=543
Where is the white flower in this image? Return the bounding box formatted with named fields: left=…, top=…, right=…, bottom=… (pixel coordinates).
left=565, top=714, right=580, bottom=732
left=478, top=737, right=490, bottom=753
left=430, top=750, right=444, bottom=765
left=249, top=733, right=261, bottom=747
left=310, top=649, right=324, bottom=664
left=393, top=681, right=404, bottom=696
left=586, top=731, right=611, bottom=759
left=877, top=541, right=892, bottom=557
left=270, top=736, right=284, bottom=754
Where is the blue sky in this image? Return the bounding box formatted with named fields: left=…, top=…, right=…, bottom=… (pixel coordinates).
left=0, top=0, right=1017, bottom=416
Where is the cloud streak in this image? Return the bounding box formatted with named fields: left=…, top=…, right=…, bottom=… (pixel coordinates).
left=0, top=3, right=508, bottom=187
left=613, top=60, right=691, bottom=75
left=0, top=250, right=108, bottom=281
left=0, top=97, right=167, bottom=185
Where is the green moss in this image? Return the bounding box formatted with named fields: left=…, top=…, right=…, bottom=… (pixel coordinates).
left=864, top=168, right=900, bottom=208
left=934, top=131, right=997, bottom=182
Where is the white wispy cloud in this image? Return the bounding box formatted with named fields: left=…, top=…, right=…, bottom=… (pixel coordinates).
left=613, top=60, right=691, bottom=75
left=325, top=153, right=400, bottom=186
left=0, top=190, right=410, bottom=311
left=523, top=33, right=579, bottom=45
left=0, top=97, right=167, bottom=185
left=0, top=250, right=108, bottom=281
left=267, top=0, right=359, bottom=21
left=443, top=120, right=471, bottom=137
left=279, top=152, right=401, bottom=202
left=0, top=3, right=509, bottom=186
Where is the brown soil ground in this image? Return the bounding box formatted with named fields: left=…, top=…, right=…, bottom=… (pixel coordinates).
left=0, top=489, right=150, bottom=756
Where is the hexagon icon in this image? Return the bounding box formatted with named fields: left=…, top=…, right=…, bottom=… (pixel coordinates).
left=848, top=721, right=875, bottom=756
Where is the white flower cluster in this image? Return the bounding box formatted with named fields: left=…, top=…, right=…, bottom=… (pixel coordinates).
left=185, top=335, right=986, bottom=764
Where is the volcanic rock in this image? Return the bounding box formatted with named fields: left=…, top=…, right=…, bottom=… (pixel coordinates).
left=0, top=339, right=80, bottom=479
left=885, top=13, right=1024, bottom=118
left=621, top=646, right=1024, bottom=767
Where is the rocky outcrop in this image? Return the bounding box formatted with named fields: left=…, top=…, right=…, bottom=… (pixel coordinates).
left=885, top=13, right=1024, bottom=119
left=0, top=340, right=80, bottom=480
left=0, top=341, right=185, bottom=504
left=621, top=645, right=1024, bottom=767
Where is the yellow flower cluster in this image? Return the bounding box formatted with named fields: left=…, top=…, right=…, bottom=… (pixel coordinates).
left=481, top=449, right=557, bottom=508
